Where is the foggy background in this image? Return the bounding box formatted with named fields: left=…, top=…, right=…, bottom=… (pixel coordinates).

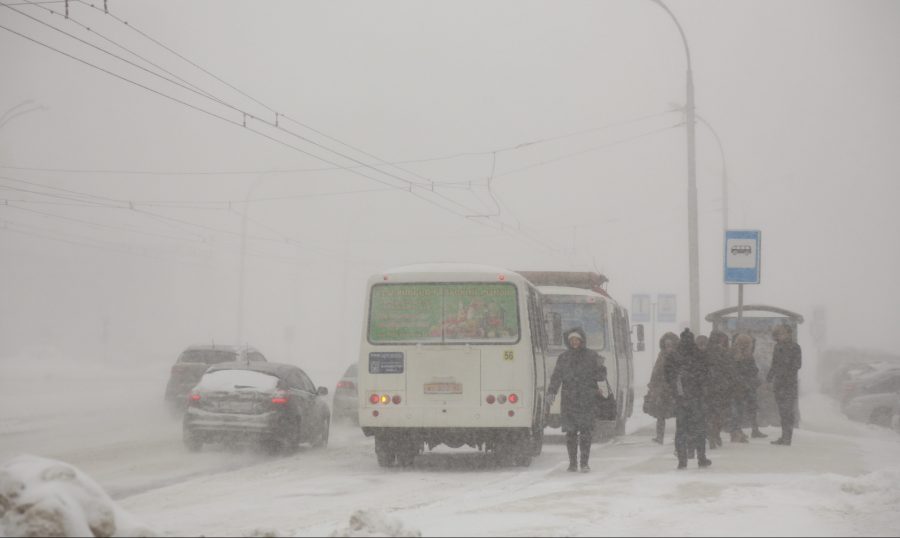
left=1, top=0, right=898, bottom=389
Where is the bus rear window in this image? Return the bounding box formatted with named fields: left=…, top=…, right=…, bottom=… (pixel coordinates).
left=368, top=283, right=520, bottom=344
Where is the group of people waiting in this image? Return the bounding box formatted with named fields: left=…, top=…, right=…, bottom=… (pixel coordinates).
left=643, top=325, right=802, bottom=469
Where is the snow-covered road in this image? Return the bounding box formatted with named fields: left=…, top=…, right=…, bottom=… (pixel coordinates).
left=3, top=355, right=899, bottom=536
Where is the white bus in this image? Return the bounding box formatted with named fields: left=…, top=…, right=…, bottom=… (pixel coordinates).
left=518, top=271, right=638, bottom=440
left=358, top=264, right=548, bottom=467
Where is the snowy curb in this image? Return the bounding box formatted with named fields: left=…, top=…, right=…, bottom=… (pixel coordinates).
left=0, top=454, right=155, bottom=537
left=329, top=510, right=421, bottom=538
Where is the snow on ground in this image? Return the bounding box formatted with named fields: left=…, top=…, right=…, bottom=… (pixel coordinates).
left=0, top=455, right=154, bottom=537
left=115, top=393, right=900, bottom=537
left=2, top=350, right=899, bottom=536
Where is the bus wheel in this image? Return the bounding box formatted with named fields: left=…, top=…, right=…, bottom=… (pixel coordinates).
left=514, top=451, right=533, bottom=467
left=374, top=433, right=396, bottom=468
left=530, top=428, right=544, bottom=457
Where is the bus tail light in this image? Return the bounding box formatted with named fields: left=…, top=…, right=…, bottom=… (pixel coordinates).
left=486, top=395, right=496, bottom=405
left=392, top=395, right=402, bottom=405
left=380, top=394, right=390, bottom=405
left=508, top=393, right=519, bottom=404
left=369, top=394, right=380, bottom=405
left=497, top=394, right=507, bottom=404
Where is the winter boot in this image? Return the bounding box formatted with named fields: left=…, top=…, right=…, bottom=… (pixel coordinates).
left=566, top=433, right=578, bottom=470
left=697, top=445, right=712, bottom=468
left=580, top=464, right=591, bottom=473
left=751, top=428, right=768, bottom=439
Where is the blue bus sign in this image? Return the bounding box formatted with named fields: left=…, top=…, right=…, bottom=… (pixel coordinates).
left=724, top=230, right=761, bottom=284
left=631, top=294, right=651, bottom=322
left=657, top=294, right=677, bottom=322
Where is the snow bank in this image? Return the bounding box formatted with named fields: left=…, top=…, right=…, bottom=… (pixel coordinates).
left=0, top=455, right=154, bottom=537
left=329, top=510, right=421, bottom=538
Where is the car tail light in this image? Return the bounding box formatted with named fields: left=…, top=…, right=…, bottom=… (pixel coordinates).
left=336, top=381, right=356, bottom=390
left=369, top=394, right=380, bottom=405
left=508, top=393, right=519, bottom=404
left=189, top=393, right=201, bottom=402
left=486, top=395, right=496, bottom=404
left=392, top=395, right=402, bottom=405
left=271, top=390, right=289, bottom=405
left=498, top=394, right=507, bottom=404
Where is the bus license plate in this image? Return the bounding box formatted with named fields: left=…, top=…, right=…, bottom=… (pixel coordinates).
left=424, top=382, right=463, bottom=395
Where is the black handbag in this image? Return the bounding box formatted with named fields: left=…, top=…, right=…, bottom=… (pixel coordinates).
left=595, top=379, right=617, bottom=421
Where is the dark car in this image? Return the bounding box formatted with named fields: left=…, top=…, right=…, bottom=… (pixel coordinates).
left=182, top=361, right=331, bottom=453
left=164, top=345, right=267, bottom=413
left=332, top=363, right=358, bottom=424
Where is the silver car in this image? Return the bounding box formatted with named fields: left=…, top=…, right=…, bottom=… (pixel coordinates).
left=845, top=392, right=900, bottom=428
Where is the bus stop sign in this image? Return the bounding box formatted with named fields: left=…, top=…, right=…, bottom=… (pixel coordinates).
left=724, top=230, right=761, bottom=284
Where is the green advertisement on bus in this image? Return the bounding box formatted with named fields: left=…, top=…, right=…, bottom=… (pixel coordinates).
left=369, top=283, right=519, bottom=344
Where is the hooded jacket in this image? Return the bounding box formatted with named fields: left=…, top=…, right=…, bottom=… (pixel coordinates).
left=548, top=327, right=608, bottom=432
left=644, top=332, right=678, bottom=419
left=665, top=329, right=709, bottom=410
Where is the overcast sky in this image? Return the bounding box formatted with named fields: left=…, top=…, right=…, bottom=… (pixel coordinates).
left=1, top=0, right=898, bottom=384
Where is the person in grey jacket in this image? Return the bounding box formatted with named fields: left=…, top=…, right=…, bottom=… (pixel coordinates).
left=547, top=328, right=607, bottom=473
left=768, top=325, right=802, bottom=446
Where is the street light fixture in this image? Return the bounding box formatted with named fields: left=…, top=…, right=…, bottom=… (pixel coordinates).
left=648, top=0, right=701, bottom=333
left=0, top=99, right=48, bottom=131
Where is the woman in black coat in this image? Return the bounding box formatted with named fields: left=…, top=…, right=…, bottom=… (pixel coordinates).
left=547, top=327, right=607, bottom=473
left=665, top=329, right=712, bottom=469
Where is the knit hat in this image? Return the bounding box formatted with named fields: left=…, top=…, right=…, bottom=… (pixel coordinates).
left=567, top=332, right=584, bottom=342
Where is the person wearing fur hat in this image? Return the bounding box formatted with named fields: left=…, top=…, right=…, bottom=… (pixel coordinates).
left=547, top=327, right=608, bottom=473
left=665, top=328, right=712, bottom=469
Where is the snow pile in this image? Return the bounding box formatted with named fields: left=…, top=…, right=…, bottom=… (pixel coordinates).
left=329, top=510, right=421, bottom=538
left=0, top=455, right=154, bottom=537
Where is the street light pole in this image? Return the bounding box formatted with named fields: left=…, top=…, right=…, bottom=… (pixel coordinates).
left=649, top=0, right=701, bottom=333
left=694, top=114, right=729, bottom=309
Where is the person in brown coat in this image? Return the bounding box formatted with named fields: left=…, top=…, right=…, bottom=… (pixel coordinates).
left=644, top=332, right=679, bottom=444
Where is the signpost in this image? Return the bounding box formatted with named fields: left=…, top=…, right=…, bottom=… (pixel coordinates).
left=724, top=230, right=761, bottom=327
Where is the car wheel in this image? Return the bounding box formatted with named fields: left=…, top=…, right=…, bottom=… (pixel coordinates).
left=183, top=429, right=202, bottom=452
left=312, top=417, right=330, bottom=449
left=262, top=437, right=284, bottom=456
left=870, top=407, right=893, bottom=428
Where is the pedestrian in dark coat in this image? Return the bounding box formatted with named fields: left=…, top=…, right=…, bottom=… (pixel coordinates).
left=547, top=327, right=607, bottom=473
left=666, top=328, right=711, bottom=469
left=768, top=325, right=802, bottom=446
left=644, top=332, right=679, bottom=444
left=729, top=334, right=767, bottom=442
left=705, top=330, right=735, bottom=449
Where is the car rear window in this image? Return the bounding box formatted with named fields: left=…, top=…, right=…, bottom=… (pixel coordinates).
left=178, top=349, right=238, bottom=364
left=196, top=370, right=279, bottom=392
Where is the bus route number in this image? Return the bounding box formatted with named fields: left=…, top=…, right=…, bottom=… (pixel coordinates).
left=503, top=350, right=514, bottom=361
